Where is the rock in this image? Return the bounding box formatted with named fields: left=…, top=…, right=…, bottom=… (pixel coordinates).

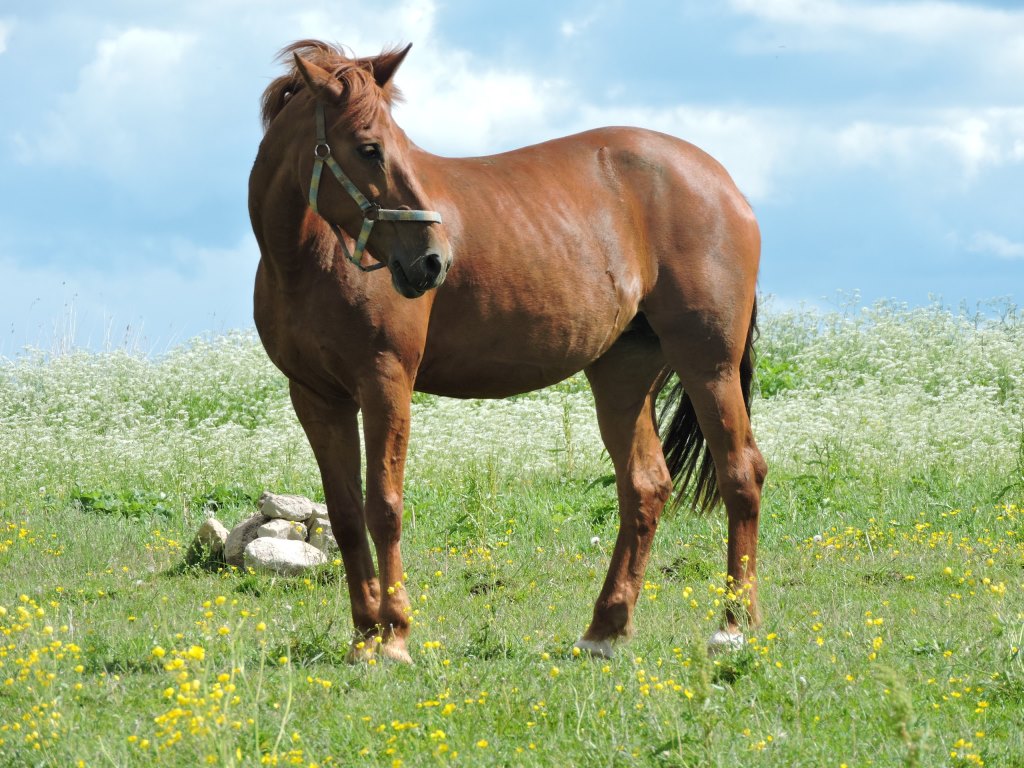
left=185, top=517, right=230, bottom=564
left=243, top=538, right=328, bottom=576
left=224, top=513, right=269, bottom=568
left=257, top=518, right=307, bottom=541
left=260, top=492, right=319, bottom=522
left=307, top=515, right=340, bottom=556
left=306, top=509, right=330, bottom=531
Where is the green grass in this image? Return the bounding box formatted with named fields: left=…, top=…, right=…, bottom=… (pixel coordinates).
left=1, top=300, right=1023, bottom=766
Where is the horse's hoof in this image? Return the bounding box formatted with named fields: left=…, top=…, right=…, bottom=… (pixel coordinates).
left=345, top=639, right=413, bottom=665
left=345, top=641, right=376, bottom=665
left=574, top=637, right=614, bottom=659
left=707, top=629, right=745, bottom=654
left=378, top=642, right=414, bottom=664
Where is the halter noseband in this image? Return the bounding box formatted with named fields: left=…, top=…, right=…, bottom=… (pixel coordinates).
left=308, top=102, right=442, bottom=272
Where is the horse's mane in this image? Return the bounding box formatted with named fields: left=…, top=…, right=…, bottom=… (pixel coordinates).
left=260, top=40, right=405, bottom=132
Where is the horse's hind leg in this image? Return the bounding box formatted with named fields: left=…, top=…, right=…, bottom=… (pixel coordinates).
left=647, top=299, right=767, bottom=648
left=684, top=369, right=766, bottom=645
left=574, top=331, right=673, bottom=659
left=289, top=382, right=382, bottom=660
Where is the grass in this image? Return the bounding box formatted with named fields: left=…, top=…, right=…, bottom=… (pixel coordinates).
left=1, top=299, right=1023, bottom=766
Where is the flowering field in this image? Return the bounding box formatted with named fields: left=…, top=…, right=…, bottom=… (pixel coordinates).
left=1, top=300, right=1023, bottom=766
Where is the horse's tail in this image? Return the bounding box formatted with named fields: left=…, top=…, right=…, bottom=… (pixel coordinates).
left=659, top=299, right=758, bottom=513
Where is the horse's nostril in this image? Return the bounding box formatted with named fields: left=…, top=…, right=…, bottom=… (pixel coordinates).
left=424, top=253, right=443, bottom=280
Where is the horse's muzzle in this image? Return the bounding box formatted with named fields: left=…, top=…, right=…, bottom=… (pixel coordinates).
left=390, top=252, right=449, bottom=298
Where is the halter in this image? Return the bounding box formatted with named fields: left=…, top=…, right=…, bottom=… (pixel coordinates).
left=308, top=102, right=443, bottom=272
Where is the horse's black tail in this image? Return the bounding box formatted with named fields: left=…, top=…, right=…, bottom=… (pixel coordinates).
left=659, top=300, right=758, bottom=513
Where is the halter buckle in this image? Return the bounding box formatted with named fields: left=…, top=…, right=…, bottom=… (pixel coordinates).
left=313, top=142, right=331, bottom=160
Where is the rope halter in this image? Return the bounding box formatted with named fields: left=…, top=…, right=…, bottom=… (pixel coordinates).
left=307, top=102, right=443, bottom=272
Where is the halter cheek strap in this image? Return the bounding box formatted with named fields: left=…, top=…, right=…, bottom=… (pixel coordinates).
left=308, top=102, right=443, bottom=272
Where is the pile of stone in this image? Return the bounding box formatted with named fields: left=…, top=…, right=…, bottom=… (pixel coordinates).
left=187, top=492, right=339, bottom=576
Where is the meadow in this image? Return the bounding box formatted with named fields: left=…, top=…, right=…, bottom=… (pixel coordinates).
left=1, top=298, right=1022, bottom=767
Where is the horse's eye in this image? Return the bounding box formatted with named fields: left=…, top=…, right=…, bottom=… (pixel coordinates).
left=357, top=143, right=382, bottom=160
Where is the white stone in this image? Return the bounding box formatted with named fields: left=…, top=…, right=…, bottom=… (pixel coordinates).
left=306, top=510, right=331, bottom=532
left=306, top=513, right=339, bottom=555
left=190, top=520, right=228, bottom=557
left=257, top=518, right=307, bottom=541
left=186, top=517, right=229, bottom=563
left=243, top=538, right=328, bottom=576
left=224, top=513, right=269, bottom=567
left=259, top=492, right=318, bottom=522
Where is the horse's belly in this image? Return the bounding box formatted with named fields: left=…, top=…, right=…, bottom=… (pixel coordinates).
left=416, top=307, right=632, bottom=398
left=416, top=261, right=643, bottom=397
left=414, top=356, right=586, bottom=398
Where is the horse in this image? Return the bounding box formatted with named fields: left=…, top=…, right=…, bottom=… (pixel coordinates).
left=249, top=40, right=766, bottom=662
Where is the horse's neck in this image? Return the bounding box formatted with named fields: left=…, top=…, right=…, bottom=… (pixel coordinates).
left=250, top=148, right=324, bottom=284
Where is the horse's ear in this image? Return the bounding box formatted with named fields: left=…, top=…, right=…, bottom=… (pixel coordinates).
left=293, top=54, right=344, bottom=102
left=370, top=43, right=412, bottom=90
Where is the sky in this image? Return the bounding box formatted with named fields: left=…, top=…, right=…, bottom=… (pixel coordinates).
left=1, top=0, right=1022, bottom=355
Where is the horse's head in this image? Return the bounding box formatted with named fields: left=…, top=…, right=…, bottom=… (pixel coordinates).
left=282, top=43, right=452, bottom=298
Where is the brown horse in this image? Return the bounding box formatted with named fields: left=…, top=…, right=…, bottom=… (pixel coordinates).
left=249, top=41, right=766, bottom=662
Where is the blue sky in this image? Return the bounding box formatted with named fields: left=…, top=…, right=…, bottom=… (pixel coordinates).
left=1, top=0, right=1022, bottom=355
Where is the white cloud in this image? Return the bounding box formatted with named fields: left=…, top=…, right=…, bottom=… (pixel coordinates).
left=841, top=113, right=1019, bottom=175
left=995, top=33, right=1024, bottom=82
left=10, top=0, right=439, bottom=178
left=729, top=0, right=1024, bottom=43
left=398, top=60, right=570, bottom=156
left=0, top=20, right=9, bottom=55
left=16, top=27, right=196, bottom=176
left=724, top=0, right=1024, bottom=88
left=728, top=0, right=1024, bottom=84
left=834, top=109, right=1024, bottom=179
left=716, top=0, right=1024, bottom=189
left=288, top=0, right=437, bottom=54
left=968, top=231, right=1024, bottom=261
left=560, top=12, right=599, bottom=38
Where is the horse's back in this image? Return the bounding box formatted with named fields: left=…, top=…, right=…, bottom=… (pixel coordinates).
left=438, top=124, right=758, bottom=285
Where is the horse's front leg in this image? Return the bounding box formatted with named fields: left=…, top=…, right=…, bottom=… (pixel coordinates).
left=359, top=366, right=416, bottom=663
left=289, top=382, right=382, bottom=657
